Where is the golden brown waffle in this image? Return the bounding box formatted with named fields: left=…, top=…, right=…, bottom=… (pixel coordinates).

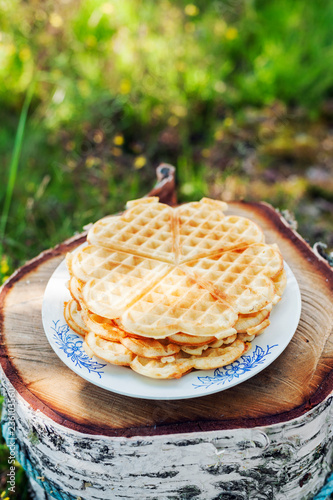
left=81, top=306, right=181, bottom=358
left=120, top=336, right=181, bottom=359
left=180, top=335, right=238, bottom=356
left=84, top=331, right=250, bottom=379
left=234, top=306, right=272, bottom=333
left=68, top=276, right=84, bottom=304
left=88, top=197, right=175, bottom=263
left=64, top=300, right=88, bottom=337
left=87, top=197, right=265, bottom=264
left=65, top=196, right=287, bottom=378
left=68, top=198, right=284, bottom=338
left=65, top=299, right=243, bottom=367
left=177, top=199, right=264, bottom=261
left=167, top=332, right=217, bottom=345
left=81, top=308, right=126, bottom=342
left=78, top=304, right=236, bottom=359
left=72, top=246, right=170, bottom=319
left=79, top=301, right=237, bottom=348
left=182, top=243, right=282, bottom=314
left=119, top=266, right=238, bottom=338
left=272, top=268, right=287, bottom=299
left=130, top=339, right=250, bottom=379
left=84, top=332, right=134, bottom=366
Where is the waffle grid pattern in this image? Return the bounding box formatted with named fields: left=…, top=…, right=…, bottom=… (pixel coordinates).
left=89, top=203, right=175, bottom=263
left=178, top=209, right=265, bottom=260
left=69, top=198, right=284, bottom=338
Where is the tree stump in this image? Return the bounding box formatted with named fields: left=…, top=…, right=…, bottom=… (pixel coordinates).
left=1, top=167, right=333, bottom=500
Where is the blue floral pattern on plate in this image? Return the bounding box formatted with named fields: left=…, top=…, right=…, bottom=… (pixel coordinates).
left=51, top=320, right=106, bottom=378
left=193, top=344, right=278, bottom=389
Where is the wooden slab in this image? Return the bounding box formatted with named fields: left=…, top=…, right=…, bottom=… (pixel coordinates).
left=1, top=201, right=332, bottom=437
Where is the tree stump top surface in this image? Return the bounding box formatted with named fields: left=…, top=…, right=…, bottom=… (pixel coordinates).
left=1, top=194, right=333, bottom=438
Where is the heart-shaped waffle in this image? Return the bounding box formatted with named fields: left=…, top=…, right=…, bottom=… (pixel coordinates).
left=177, top=198, right=264, bottom=261
left=88, top=197, right=175, bottom=263
left=69, top=197, right=284, bottom=340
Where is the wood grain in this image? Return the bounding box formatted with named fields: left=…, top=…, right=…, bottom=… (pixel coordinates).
left=1, top=203, right=332, bottom=437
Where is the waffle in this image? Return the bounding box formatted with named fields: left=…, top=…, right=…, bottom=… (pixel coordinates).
left=168, top=332, right=220, bottom=346
left=67, top=279, right=240, bottom=344
left=119, top=266, right=238, bottom=338
left=272, top=268, right=287, bottom=299
left=78, top=302, right=236, bottom=359
left=87, top=197, right=265, bottom=264
left=180, top=335, right=237, bottom=356
left=177, top=199, right=264, bottom=261
left=84, top=331, right=250, bottom=379
left=88, top=197, right=175, bottom=264
left=64, top=196, right=286, bottom=379
left=72, top=246, right=170, bottom=319
left=81, top=305, right=181, bottom=358
left=234, top=306, right=272, bottom=333
left=68, top=276, right=84, bottom=304
left=130, top=339, right=250, bottom=379
left=85, top=331, right=134, bottom=366
left=81, top=308, right=126, bottom=342
left=66, top=296, right=244, bottom=365
left=77, top=242, right=282, bottom=333
left=64, top=300, right=88, bottom=337
left=182, top=243, right=282, bottom=314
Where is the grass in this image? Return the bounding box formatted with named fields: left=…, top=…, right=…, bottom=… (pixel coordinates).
left=0, top=82, right=35, bottom=282
left=1, top=0, right=333, bottom=276
left=0, top=0, right=333, bottom=496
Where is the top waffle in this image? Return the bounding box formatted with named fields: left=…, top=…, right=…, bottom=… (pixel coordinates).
left=88, top=198, right=174, bottom=264
left=88, top=197, right=265, bottom=264
left=70, top=197, right=283, bottom=339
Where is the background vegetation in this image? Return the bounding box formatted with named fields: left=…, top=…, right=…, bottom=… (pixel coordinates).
left=1, top=0, right=333, bottom=496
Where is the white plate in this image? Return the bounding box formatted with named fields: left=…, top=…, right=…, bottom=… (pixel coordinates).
left=42, top=258, right=301, bottom=400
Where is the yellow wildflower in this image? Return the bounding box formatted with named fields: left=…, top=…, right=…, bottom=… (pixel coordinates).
left=225, top=27, right=238, bottom=40
left=1, top=257, right=9, bottom=275
left=214, top=129, right=224, bottom=141
left=19, top=47, right=31, bottom=62
left=85, top=156, right=99, bottom=168
left=49, top=12, right=63, bottom=28
left=119, top=79, right=131, bottom=95
left=185, top=4, right=199, bottom=16
left=134, top=156, right=147, bottom=169
left=168, top=116, right=179, bottom=127
left=113, top=134, right=124, bottom=146
left=224, top=117, right=233, bottom=128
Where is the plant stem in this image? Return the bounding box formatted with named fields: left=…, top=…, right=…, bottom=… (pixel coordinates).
left=0, top=81, right=35, bottom=254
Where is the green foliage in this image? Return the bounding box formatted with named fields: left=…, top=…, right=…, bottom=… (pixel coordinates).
left=0, top=82, right=35, bottom=264
left=0, top=0, right=332, bottom=275
left=0, top=0, right=332, bottom=270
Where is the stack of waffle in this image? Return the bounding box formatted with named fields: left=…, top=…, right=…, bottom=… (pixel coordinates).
left=64, top=197, right=286, bottom=379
